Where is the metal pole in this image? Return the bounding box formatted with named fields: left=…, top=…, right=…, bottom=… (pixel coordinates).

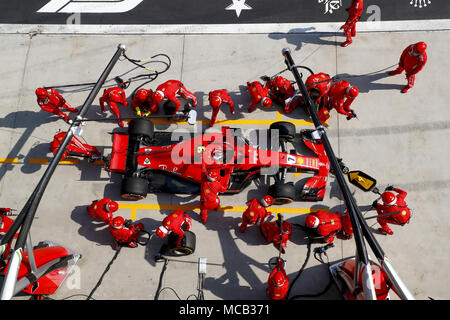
left=1, top=44, right=126, bottom=300
left=282, top=47, right=376, bottom=299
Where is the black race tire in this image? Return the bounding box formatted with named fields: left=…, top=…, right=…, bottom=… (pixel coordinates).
left=121, top=176, right=148, bottom=201
left=166, top=231, right=196, bottom=256
left=128, top=119, right=154, bottom=139
left=268, top=182, right=296, bottom=205
left=269, top=121, right=296, bottom=141
left=163, top=100, right=178, bottom=115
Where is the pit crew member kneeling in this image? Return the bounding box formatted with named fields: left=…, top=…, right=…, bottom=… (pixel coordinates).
left=109, top=216, right=144, bottom=248
left=156, top=210, right=192, bottom=247
left=372, top=186, right=411, bottom=235
left=260, top=214, right=292, bottom=254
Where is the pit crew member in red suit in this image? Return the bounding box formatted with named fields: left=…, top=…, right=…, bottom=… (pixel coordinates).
left=50, top=131, right=101, bottom=161
left=240, top=195, right=274, bottom=233
left=372, top=186, right=411, bottom=235
left=153, top=80, right=197, bottom=114
left=260, top=214, right=292, bottom=253
left=319, top=80, right=359, bottom=124
left=208, top=89, right=235, bottom=127
left=305, top=210, right=343, bottom=243
left=265, top=76, right=298, bottom=113
left=247, top=81, right=272, bottom=113
left=99, top=87, right=128, bottom=127
left=340, top=0, right=364, bottom=47
left=87, top=198, right=119, bottom=225
left=388, top=42, right=428, bottom=93
left=267, top=257, right=289, bottom=300
left=305, top=72, right=332, bottom=110
left=131, top=88, right=158, bottom=116
left=35, top=87, right=78, bottom=123
left=156, top=210, right=192, bottom=247
left=109, top=216, right=144, bottom=248
left=339, top=210, right=354, bottom=240
left=200, top=169, right=229, bottom=224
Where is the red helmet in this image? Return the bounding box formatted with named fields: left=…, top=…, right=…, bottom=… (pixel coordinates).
left=260, top=195, right=274, bottom=207
left=156, top=225, right=169, bottom=238
left=109, top=91, right=122, bottom=103
left=106, top=201, right=118, bottom=213
left=414, top=42, right=427, bottom=54
left=272, top=271, right=286, bottom=287
left=210, top=96, right=222, bottom=108
left=136, top=89, right=148, bottom=101
left=35, top=88, right=48, bottom=98
left=111, top=216, right=124, bottom=229
left=154, top=90, right=165, bottom=103
left=346, top=86, right=359, bottom=98
left=305, top=215, right=320, bottom=228
left=207, top=170, right=219, bottom=182
left=261, top=97, right=272, bottom=108
left=275, top=76, right=285, bottom=88
left=381, top=191, right=397, bottom=206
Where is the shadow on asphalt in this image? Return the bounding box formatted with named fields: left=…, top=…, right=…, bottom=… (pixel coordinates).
left=268, top=28, right=339, bottom=52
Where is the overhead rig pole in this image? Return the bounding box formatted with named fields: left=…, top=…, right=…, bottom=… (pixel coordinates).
left=282, top=47, right=414, bottom=300
left=281, top=47, right=377, bottom=300
left=0, top=44, right=126, bottom=300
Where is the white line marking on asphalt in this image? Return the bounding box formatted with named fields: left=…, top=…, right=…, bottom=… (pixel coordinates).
left=38, top=0, right=144, bottom=13
left=1, top=19, right=449, bottom=34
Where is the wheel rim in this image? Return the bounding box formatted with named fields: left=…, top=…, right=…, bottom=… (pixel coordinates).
left=121, top=193, right=145, bottom=201
left=274, top=197, right=293, bottom=205
left=171, top=247, right=193, bottom=256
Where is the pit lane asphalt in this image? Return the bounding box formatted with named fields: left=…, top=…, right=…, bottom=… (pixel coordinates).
left=0, top=29, right=449, bottom=300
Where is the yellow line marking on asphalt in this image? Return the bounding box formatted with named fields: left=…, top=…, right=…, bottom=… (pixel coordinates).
left=0, top=158, right=19, bottom=163
left=0, top=158, right=105, bottom=165
left=277, top=111, right=282, bottom=121
left=120, top=203, right=328, bottom=220
left=149, top=118, right=315, bottom=126
left=28, top=158, right=80, bottom=165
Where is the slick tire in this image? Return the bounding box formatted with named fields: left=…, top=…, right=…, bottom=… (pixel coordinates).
left=269, top=121, right=296, bottom=142
left=163, top=101, right=178, bottom=115
left=166, top=231, right=196, bottom=256
left=121, top=176, right=148, bottom=201
left=129, top=119, right=154, bottom=139
left=268, top=182, right=296, bottom=205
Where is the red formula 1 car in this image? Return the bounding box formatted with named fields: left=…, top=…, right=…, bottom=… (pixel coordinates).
left=105, top=119, right=331, bottom=204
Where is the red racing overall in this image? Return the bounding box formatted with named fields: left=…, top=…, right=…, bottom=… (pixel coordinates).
left=154, top=80, right=197, bottom=114
left=87, top=198, right=118, bottom=225
left=109, top=216, right=144, bottom=248
left=240, top=197, right=272, bottom=233
left=131, top=88, right=159, bottom=116
left=340, top=0, right=364, bottom=47
left=156, top=210, right=192, bottom=247
left=374, top=188, right=411, bottom=235
left=208, top=89, right=235, bottom=127
left=320, top=80, right=358, bottom=123
left=99, top=87, right=128, bottom=127
left=267, top=258, right=289, bottom=300
left=247, top=81, right=272, bottom=113
left=389, top=42, right=428, bottom=93
left=36, top=88, right=78, bottom=123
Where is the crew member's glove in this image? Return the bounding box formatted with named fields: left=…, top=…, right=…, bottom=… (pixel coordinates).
left=372, top=200, right=378, bottom=208
left=385, top=185, right=394, bottom=191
